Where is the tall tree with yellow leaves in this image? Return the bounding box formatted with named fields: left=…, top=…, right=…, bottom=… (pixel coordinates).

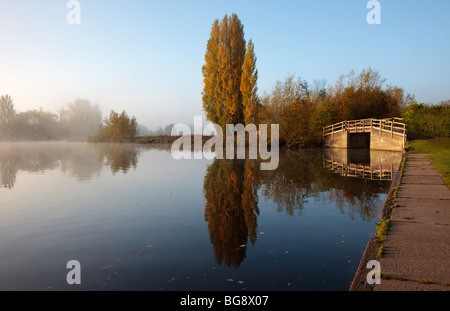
left=202, top=14, right=255, bottom=129
left=240, top=39, right=259, bottom=125
left=202, top=19, right=221, bottom=125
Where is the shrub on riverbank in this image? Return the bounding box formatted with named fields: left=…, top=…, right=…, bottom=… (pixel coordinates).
left=89, top=110, right=137, bottom=143
left=401, top=102, right=450, bottom=139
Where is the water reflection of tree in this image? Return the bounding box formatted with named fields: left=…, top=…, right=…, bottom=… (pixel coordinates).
left=203, top=159, right=259, bottom=268
left=90, top=144, right=139, bottom=175
left=203, top=150, right=391, bottom=266
left=324, top=178, right=389, bottom=221
left=0, top=150, right=16, bottom=189
left=0, top=142, right=143, bottom=188
left=259, top=151, right=324, bottom=217
left=260, top=150, right=390, bottom=221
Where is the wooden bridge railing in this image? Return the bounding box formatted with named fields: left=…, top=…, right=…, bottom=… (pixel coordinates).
left=324, top=159, right=397, bottom=181
left=323, top=117, right=407, bottom=139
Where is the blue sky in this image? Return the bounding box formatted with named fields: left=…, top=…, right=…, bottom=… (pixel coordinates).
left=0, top=0, right=449, bottom=129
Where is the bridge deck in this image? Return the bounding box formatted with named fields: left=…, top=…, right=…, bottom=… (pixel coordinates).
left=323, top=118, right=407, bottom=139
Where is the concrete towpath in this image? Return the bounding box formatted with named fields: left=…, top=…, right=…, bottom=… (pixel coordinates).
left=351, top=153, right=450, bottom=291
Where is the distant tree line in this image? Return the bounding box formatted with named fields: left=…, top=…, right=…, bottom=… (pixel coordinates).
left=0, top=96, right=103, bottom=141
left=0, top=96, right=140, bottom=143
left=137, top=124, right=177, bottom=137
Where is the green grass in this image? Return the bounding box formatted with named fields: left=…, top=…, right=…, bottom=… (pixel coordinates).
left=374, top=219, right=391, bottom=259
left=428, top=150, right=450, bottom=186
left=407, top=138, right=450, bottom=186
left=407, top=138, right=450, bottom=154
left=376, top=244, right=386, bottom=259
left=374, top=219, right=391, bottom=243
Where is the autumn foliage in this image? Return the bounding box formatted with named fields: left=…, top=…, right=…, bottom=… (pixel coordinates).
left=260, top=68, right=408, bottom=147
left=201, top=15, right=410, bottom=148
left=89, top=110, right=137, bottom=143
left=202, top=14, right=259, bottom=129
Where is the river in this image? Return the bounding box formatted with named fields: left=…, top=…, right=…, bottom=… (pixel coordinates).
left=0, top=142, right=402, bottom=291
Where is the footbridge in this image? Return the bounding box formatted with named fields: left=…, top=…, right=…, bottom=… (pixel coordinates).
left=323, top=118, right=407, bottom=152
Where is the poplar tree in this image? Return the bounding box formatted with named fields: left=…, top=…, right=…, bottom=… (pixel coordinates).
left=202, top=19, right=221, bottom=125
left=240, top=39, right=259, bottom=125
left=202, top=14, right=257, bottom=129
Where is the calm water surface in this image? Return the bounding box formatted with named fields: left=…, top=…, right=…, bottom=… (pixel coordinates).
left=0, top=142, right=402, bottom=291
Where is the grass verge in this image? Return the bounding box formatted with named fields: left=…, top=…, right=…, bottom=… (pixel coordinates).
left=407, top=138, right=450, bottom=187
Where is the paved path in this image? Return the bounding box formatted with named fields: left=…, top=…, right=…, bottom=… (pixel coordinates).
left=351, top=153, right=450, bottom=291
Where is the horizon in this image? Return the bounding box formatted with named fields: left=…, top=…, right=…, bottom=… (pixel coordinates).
left=1, top=0, right=449, bottom=130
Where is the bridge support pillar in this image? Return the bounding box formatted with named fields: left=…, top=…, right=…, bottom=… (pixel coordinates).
left=324, top=131, right=405, bottom=151
left=370, top=131, right=405, bottom=151
left=324, top=131, right=348, bottom=149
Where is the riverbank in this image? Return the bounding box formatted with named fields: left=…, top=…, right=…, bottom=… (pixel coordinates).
left=350, top=149, right=450, bottom=291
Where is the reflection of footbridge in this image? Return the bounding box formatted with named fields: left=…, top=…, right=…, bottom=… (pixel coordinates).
left=323, top=149, right=403, bottom=181
left=323, top=118, right=407, bottom=151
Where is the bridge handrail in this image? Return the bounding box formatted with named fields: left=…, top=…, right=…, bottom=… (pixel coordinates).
left=324, top=159, right=396, bottom=181
left=323, top=117, right=407, bottom=139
